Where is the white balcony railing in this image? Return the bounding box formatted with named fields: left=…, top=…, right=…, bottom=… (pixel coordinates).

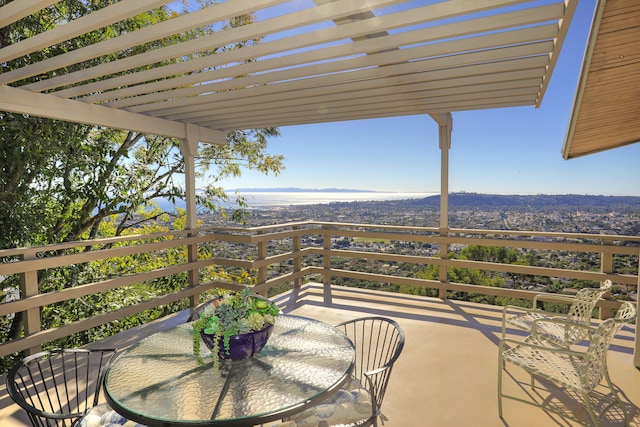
left=1, top=221, right=638, bottom=361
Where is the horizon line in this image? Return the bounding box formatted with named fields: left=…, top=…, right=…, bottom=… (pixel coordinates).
left=218, top=188, right=640, bottom=197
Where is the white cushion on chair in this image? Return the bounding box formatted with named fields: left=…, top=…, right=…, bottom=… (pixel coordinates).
left=78, top=404, right=147, bottom=427
left=290, top=377, right=373, bottom=426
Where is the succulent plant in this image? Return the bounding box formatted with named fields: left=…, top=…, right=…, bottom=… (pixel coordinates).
left=192, top=288, right=279, bottom=374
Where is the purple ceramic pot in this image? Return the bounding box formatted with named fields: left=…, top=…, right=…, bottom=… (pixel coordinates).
left=201, top=324, right=274, bottom=360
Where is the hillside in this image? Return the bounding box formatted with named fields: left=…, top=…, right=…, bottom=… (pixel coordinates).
left=392, top=193, right=640, bottom=211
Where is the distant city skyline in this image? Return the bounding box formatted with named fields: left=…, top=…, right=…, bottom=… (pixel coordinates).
left=212, top=0, right=640, bottom=197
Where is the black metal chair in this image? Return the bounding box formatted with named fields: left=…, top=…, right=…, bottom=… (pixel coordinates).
left=6, top=348, right=117, bottom=427
left=336, top=317, right=405, bottom=427
left=287, top=316, right=405, bottom=427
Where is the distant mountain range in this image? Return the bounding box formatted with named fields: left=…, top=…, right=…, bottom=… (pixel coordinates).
left=156, top=191, right=640, bottom=212
left=228, top=187, right=384, bottom=193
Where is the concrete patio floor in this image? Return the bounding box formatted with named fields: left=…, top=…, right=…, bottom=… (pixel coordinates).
left=1, top=283, right=638, bottom=427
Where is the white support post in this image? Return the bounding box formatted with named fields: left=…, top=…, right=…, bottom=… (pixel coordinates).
left=430, top=113, right=452, bottom=299
left=180, top=124, right=201, bottom=309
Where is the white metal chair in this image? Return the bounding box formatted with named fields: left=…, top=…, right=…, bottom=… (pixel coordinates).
left=501, top=280, right=612, bottom=347
left=498, top=301, right=636, bottom=426
left=6, top=348, right=117, bottom=427
left=288, top=317, right=405, bottom=427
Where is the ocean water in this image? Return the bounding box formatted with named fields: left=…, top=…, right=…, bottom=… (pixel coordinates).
left=232, top=192, right=436, bottom=207
left=153, top=192, right=437, bottom=211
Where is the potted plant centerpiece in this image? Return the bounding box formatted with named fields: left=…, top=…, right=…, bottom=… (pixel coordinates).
left=192, top=288, right=280, bottom=373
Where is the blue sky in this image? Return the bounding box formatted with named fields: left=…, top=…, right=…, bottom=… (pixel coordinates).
left=215, top=0, right=640, bottom=197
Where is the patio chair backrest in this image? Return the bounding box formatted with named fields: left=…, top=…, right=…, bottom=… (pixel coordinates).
left=552, top=280, right=611, bottom=345
left=335, top=317, right=405, bottom=415
left=6, top=348, right=116, bottom=427
left=583, top=301, right=636, bottom=391
left=566, top=280, right=612, bottom=323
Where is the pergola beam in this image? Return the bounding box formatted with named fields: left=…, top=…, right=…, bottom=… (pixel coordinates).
left=0, top=86, right=226, bottom=144
left=0, top=0, right=170, bottom=64
left=1, top=0, right=574, bottom=133
left=0, top=0, right=58, bottom=28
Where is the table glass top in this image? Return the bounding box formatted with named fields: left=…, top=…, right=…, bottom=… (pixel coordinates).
left=103, top=315, right=355, bottom=426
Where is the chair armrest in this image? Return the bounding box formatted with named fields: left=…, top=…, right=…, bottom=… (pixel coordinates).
left=531, top=317, right=592, bottom=332
left=530, top=317, right=595, bottom=342
left=363, top=363, right=391, bottom=379
left=363, top=360, right=399, bottom=413
left=362, top=365, right=392, bottom=418
left=499, top=336, right=586, bottom=359
left=502, top=304, right=569, bottom=322
left=532, top=293, right=576, bottom=308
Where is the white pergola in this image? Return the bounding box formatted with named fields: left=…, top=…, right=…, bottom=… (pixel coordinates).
left=0, top=0, right=576, bottom=135
left=0, top=0, right=580, bottom=226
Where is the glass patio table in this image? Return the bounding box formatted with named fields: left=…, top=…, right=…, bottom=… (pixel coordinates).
left=103, top=315, right=355, bottom=427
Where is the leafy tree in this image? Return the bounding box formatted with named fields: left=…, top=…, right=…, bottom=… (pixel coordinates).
left=460, top=245, right=518, bottom=264
left=0, top=1, right=284, bottom=367
left=1, top=2, right=283, bottom=248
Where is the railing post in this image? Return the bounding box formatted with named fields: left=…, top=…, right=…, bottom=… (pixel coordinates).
left=634, top=249, right=640, bottom=369
left=322, top=225, right=332, bottom=305
left=293, top=225, right=302, bottom=289
left=438, top=229, right=449, bottom=299
left=20, top=248, right=41, bottom=355
left=599, top=237, right=614, bottom=319
left=257, top=230, right=268, bottom=297
left=187, top=241, right=199, bottom=307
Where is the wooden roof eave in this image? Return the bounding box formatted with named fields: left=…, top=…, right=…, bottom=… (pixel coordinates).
left=562, top=0, right=640, bottom=159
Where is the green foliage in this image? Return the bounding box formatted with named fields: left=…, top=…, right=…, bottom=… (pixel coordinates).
left=460, top=245, right=518, bottom=264
left=35, top=210, right=195, bottom=353
left=494, top=296, right=529, bottom=308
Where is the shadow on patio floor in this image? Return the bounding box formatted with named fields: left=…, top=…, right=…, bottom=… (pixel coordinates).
left=1, top=284, right=638, bottom=427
